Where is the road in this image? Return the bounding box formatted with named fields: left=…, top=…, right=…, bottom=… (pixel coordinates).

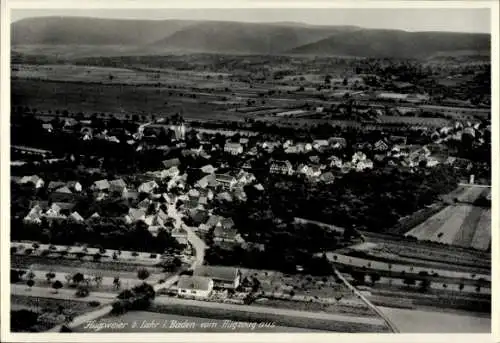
left=333, top=269, right=399, bottom=333
left=326, top=252, right=491, bottom=282
left=44, top=194, right=203, bottom=332
left=378, top=306, right=490, bottom=333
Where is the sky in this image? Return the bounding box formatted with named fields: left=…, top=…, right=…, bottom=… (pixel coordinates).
left=10, top=8, right=491, bottom=34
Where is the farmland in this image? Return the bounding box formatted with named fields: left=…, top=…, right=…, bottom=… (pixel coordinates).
left=403, top=185, right=491, bottom=251
left=404, top=205, right=490, bottom=250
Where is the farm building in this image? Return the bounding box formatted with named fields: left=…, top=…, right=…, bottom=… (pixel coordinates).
left=177, top=275, right=214, bottom=299
left=193, top=266, right=241, bottom=290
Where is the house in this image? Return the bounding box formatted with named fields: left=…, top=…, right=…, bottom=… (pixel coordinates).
left=193, top=266, right=241, bottom=290
left=199, top=188, right=214, bottom=201
left=138, top=181, right=159, bottom=194
left=67, top=181, right=82, bottom=192
left=328, top=156, right=343, bottom=169
left=319, top=172, right=335, bottom=184
left=125, top=208, right=146, bottom=223
left=171, top=227, right=189, bottom=245
left=309, top=165, right=322, bottom=178
left=215, top=174, right=237, bottom=190
left=162, top=158, right=181, bottom=169
left=177, top=275, right=214, bottom=299
left=47, top=181, right=66, bottom=192
left=69, top=211, right=85, bottom=222
left=329, top=137, right=347, bottom=149
left=50, top=186, right=75, bottom=203
left=216, top=192, right=233, bottom=202
left=42, top=123, right=54, bottom=132
left=296, top=164, right=312, bottom=176
left=200, top=165, right=216, bottom=174
left=196, top=174, right=217, bottom=189
left=188, top=209, right=209, bottom=226
left=88, top=212, right=100, bottom=220
left=63, top=117, right=78, bottom=127
left=254, top=183, right=264, bottom=191
left=374, top=140, right=390, bottom=152
left=352, top=152, right=367, bottom=163
left=53, top=202, right=76, bottom=213
left=23, top=205, right=43, bottom=224
left=220, top=217, right=235, bottom=230
left=92, top=179, right=110, bottom=192
left=233, top=188, right=247, bottom=202
left=312, top=139, right=329, bottom=150
left=19, top=175, right=44, bottom=189
left=214, top=226, right=239, bottom=244
left=109, top=179, right=128, bottom=196
left=165, top=166, right=180, bottom=178
left=224, top=142, right=244, bottom=155
left=356, top=159, right=374, bottom=172
left=235, top=170, right=255, bottom=185
left=269, top=160, right=294, bottom=175
left=308, top=155, right=320, bottom=164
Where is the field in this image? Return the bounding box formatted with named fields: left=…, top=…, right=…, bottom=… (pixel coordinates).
left=378, top=306, right=490, bottom=333
left=404, top=205, right=490, bottom=250
left=345, top=240, right=490, bottom=273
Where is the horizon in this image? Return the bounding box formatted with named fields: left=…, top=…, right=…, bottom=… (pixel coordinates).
left=10, top=8, right=491, bottom=34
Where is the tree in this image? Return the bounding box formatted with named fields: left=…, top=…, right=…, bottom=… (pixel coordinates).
left=11, top=269, right=21, bottom=283
left=72, top=273, right=85, bottom=284
left=75, top=286, right=90, bottom=297
left=11, top=309, right=38, bottom=332
left=137, top=268, right=150, bottom=281
left=52, top=280, right=63, bottom=293
left=45, top=272, right=56, bottom=283
left=26, top=271, right=36, bottom=280
left=26, top=279, right=35, bottom=290
left=113, top=276, right=121, bottom=290
left=458, top=283, right=464, bottom=291
left=403, top=277, right=416, bottom=288
left=350, top=271, right=366, bottom=285
left=369, top=272, right=381, bottom=286
left=118, top=289, right=135, bottom=300
left=419, top=278, right=431, bottom=292
left=93, top=274, right=103, bottom=288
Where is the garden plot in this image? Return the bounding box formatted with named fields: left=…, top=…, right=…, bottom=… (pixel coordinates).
left=456, top=187, right=485, bottom=204
left=433, top=205, right=473, bottom=244
left=470, top=209, right=491, bottom=251
left=452, top=206, right=484, bottom=248
left=404, top=206, right=456, bottom=239
left=404, top=204, right=490, bottom=251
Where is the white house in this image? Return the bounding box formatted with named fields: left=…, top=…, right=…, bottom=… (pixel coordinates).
left=138, top=180, right=159, bottom=193
left=19, top=175, right=45, bottom=189
left=224, top=142, right=244, bottom=155
left=177, top=275, right=214, bottom=299
left=193, top=266, right=241, bottom=290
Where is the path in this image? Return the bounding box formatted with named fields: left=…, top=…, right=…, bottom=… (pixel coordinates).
left=334, top=269, right=400, bottom=333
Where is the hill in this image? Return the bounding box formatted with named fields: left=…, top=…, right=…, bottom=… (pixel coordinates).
left=11, top=16, right=196, bottom=45
left=288, top=29, right=491, bottom=58
left=11, top=17, right=490, bottom=58
left=151, top=21, right=351, bottom=54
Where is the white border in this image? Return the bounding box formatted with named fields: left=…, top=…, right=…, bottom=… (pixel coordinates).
left=1, top=1, right=498, bottom=343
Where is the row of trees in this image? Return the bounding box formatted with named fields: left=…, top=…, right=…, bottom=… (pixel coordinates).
left=11, top=218, right=184, bottom=254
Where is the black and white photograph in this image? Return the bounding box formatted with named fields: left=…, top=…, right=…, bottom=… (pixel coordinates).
left=2, top=0, right=498, bottom=340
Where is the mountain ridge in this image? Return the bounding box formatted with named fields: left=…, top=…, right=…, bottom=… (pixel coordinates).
left=11, top=16, right=490, bottom=58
